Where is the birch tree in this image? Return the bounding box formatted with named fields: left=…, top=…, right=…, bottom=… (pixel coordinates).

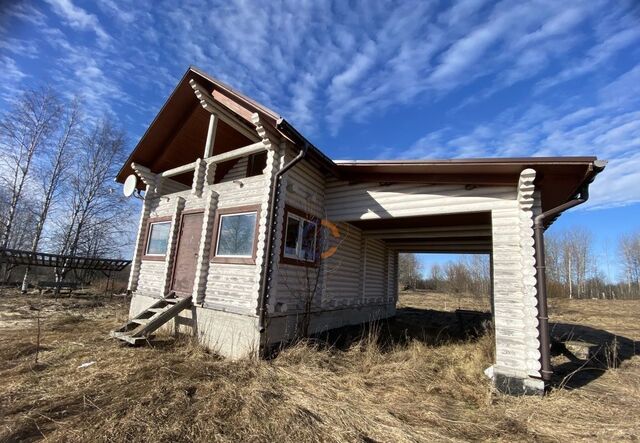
left=54, top=118, right=127, bottom=283
left=399, top=253, right=421, bottom=289
left=0, top=89, right=62, bottom=249
left=20, top=101, right=81, bottom=292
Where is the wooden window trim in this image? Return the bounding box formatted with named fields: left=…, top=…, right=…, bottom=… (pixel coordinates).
left=210, top=204, right=261, bottom=265
left=142, top=216, right=173, bottom=261
left=280, top=205, right=320, bottom=267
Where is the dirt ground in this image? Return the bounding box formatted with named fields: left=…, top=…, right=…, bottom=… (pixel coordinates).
left=1, top=288, right=638, bottom=442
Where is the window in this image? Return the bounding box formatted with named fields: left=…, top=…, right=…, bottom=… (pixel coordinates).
left=215, top=212, right=257, bottom=257
left=145, top=221, right=171, bottom=256
left=283, top=212, right=317, bottom=262
left=246, top=151, right=267, bottom=177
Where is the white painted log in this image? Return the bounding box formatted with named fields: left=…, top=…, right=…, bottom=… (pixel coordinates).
left=204, top=141, right=266, bottom=165
left=161, top=161, right=197, bottom=178
left=189, top=79, right=260, bottom=142
left=204, top=114, right=218, bottom=158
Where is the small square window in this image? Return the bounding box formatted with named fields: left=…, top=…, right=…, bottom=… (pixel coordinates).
left=146, top=221, right=171, bottom=256
left=283, top=213, right=317, bottom=262
left=215, top=212, right=257, bottom=257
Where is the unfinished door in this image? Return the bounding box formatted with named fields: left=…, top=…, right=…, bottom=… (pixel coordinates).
left=171, top=212, right=204, bottom=296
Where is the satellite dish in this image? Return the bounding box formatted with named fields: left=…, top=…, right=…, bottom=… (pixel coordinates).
left=123, top=174, right=138, bottom=197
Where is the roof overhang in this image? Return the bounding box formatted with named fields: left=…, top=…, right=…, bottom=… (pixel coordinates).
left=116, top=65, right=605, bottom=215
left=116, top=66, right=284, bottom=184
left=333, top=157, right=604, bottom=213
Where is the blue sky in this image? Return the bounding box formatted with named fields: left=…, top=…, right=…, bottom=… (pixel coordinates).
left=0, top=0, right=639, bottom=279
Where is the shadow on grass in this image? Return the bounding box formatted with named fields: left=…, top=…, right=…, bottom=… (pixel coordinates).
left=270, top=306, right=639, bottom=391
left=268, top=307, right=493, bottom=359
left=549, top=321, right=640, bottom=390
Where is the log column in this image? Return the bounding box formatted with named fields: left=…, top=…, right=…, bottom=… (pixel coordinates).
left=192, top=190, right=219, bottom=304
left=490, top=168, right=544, bottom=395
left=127, top=185, right=155, bottom=293
left=161, top=196, right=186, bottom=295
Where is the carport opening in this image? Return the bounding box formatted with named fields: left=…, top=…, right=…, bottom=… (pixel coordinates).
left=396, top=252, right=493, bottom=333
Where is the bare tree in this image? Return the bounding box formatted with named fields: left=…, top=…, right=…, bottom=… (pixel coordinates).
left=429, top=263, right=442, bottom=291
left=20, top=101, right=81, bottom=292
left=563, top=228, right=593, bottom=298
left=620, top=232, right=640, bottom=294
left=398, top=253, right=421, bottom=290
left=53, top=118, right=128, bottom=284
left=0, top=88, right=62, bottom=249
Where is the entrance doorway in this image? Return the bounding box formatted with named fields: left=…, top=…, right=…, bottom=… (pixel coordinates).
left=171, top=211, right=204, bottom=297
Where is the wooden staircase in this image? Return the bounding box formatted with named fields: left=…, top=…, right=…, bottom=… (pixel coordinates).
left=111, top=292, right=192, bottom=345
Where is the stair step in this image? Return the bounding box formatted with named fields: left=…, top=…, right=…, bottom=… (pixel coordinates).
left=111, top=295, right=192, bottom=345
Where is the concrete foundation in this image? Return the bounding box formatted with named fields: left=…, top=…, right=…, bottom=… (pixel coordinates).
left=264, top=303, right=396, bottom=349
left=129, top=293, right=260, bottom=359
left=485, top=365, right=545, bottom=395
left=129, top=294, right=396, bottom=358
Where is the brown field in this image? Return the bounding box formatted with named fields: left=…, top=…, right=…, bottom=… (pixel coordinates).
left=0, top=288, right=639, bottom=442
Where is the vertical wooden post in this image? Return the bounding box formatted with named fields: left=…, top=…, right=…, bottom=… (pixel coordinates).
left=192, top=158, right=206, bottom=197
left=204, top=114, right=217, bottom=158
left=192, top=190, right=219, bottom=304
left=127, top=185, right=154, bottom=293
left=360, top=237, right=367, bottom=304
left=161, top=197, right=186, bottom=296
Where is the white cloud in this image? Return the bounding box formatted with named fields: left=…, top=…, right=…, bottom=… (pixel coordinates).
left=1, top=0, right=638, bottom=209
left=43, top=0, right=111, bottom=46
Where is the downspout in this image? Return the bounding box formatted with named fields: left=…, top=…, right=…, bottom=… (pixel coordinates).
left=534, top=160, right=606, bottom=382
left=257, top=118, right=310, bottom=346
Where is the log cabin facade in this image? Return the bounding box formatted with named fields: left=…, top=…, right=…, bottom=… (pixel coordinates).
left=115, top=66, right=605, bottom=395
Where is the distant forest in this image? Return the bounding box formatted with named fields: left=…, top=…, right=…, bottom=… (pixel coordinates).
left=399, top=227, right=640, bottom=300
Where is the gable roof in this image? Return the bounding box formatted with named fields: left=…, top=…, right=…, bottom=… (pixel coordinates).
left=117, top=66, right=605, bottom=213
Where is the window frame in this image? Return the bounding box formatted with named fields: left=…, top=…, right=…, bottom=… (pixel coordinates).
left=142, top=216, right=173, bottom=261
left=280, top=205, right=320, bottom=267
left=210, top=205, right=260, bottom=265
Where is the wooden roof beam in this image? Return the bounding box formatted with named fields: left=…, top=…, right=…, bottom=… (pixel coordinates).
left=189, top=79, right=260, bottom=143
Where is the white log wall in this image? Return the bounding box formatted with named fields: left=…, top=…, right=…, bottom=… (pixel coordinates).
left=491, top=169, right=542, bottom=382
left=271, top=154, right=326, bottom=313
left=325, top=180, right=516, bottom=221
left=219, top=157, right=249, bottom=183
left=134, top=171, right=266, bottom=310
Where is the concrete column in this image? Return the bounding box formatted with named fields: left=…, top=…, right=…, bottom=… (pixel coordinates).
left=488, top=168, right=543, bottom=395
left=127, top=185, right=155, bottom=292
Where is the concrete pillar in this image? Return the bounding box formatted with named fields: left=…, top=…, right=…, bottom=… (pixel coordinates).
left=488, top=168, right=544, bottom=395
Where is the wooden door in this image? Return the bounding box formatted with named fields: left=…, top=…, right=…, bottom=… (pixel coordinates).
left=171, top=212, right=204, bottom=296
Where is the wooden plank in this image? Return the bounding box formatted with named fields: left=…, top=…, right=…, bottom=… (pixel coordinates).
left=161, top=161, right=197, bottom=178
left=204, top=141, right=266, bottom=165
left=189, top=79, right=260, bottom=142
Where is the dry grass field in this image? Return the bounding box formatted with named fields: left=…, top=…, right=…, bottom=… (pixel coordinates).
left=1, top=288, right=639, bottom=442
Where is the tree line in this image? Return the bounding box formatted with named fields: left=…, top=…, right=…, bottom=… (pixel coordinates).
left=399, top=227, right=640, bottom=300
left=0, top=88, right=135, bottom=289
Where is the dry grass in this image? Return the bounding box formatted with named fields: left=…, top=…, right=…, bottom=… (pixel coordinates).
left=0, top=289, right=639, bottom=442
